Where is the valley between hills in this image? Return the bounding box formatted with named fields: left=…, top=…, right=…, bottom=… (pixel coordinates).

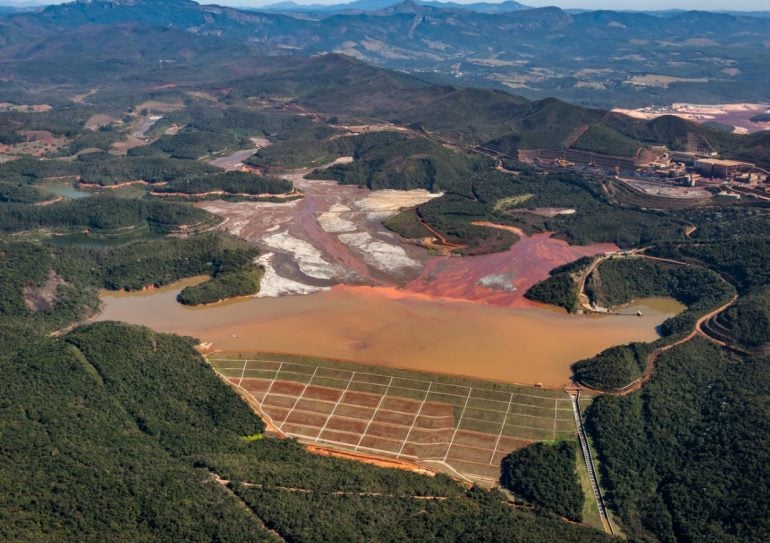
left=1, top=1, right=769, bottom=542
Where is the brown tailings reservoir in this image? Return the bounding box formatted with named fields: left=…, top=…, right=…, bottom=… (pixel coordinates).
left=95, top=279, right=683, bottom=387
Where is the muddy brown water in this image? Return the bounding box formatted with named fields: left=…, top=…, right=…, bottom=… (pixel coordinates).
left=95, top=279, right=683, bottom=387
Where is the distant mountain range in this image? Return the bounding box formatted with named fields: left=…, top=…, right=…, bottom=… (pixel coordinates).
left=0, top=0, right=768, bottom=107
left=251, top=0, right=530, bottom=14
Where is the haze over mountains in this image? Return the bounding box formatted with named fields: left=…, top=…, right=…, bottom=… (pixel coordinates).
left=0, top=0, right=768, bottom=107
left=253, top=0, right=531, bottom=14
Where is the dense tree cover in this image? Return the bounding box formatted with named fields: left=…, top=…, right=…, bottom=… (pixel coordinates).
left=572, top=343, right=652, bottom=391
left=0, top=196, right=213, bottom=234
left=66, top=324, right=267, bottom=454
left=649, top=238, right=770, bottom=349
left=571, top=124, right=642, bottom=157
left=0, top=324, right=276, bottom=542
left=383, top=208, right=431, bottom=239
left=314, top=131, right=483, bottom=192
left=524, top=256, right=593, bottom=312
left=0, top=241, right=56, bottom=315
left=0, top=321, right=612, bottom=542
left=247, top=138, right=346, bottom=169
left=0, top=232, right=260, bottom=333
left=501, top=441, right=584, bottom=521
left=587, top=258, right=732, bottom=337
left=587, top=257, right=727, bottom=308
left=0, top=156, right=80, bottom=181
left=56, top=232, right=259, bottom=293
left=719, top=285, right=770, bottom=350
left=177, top=266, right=263, bottom=306
left=77, top=151, right=220, bottom=185
left=407, top=169, right=686, bottom=253
left=235, top=484, right=606, bottom=543
left=651, top=238, right=770, bottom=295
left=587, top=339, right=770, bottom=542
left=685, top=206, right=770, bottom=243
left=646, top=208, right=770, bottom=350
left=131, top=128, right=248, bottom=160
left=0, top=240, right=98, bottom=331
left=549, top=256, right=594, bottom=276
left=525, top=272, right=581, bottom=312
left=0, top=181, right=47, bottom=203
left=0, top=151, right=220, bottom=186
left=151, top=170, right=292, bottom=196
left=605, top=114, right=736, bottom=155
left=161, top=105, right=340, bottom=143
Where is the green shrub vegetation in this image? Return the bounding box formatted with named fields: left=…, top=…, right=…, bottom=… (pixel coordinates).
left=525, top=272, right=581, bottom=312
left=0, top=196, right=213, bottom=234
left=133, top=128, right=247, bottom=160
left=572, top=343, right=652, bottom=391
left=0, top=156, right=80, bottom=181
left=0, top=152, right=220, bottom=187
left=314, top=131, right=482, bottom=192
left=77, top=152, right=221, bottom=185
left=0, top=181, right=47, bottom=203
left=178, top=266, right=263, bottom=306
left=501, top=441, right=585, bottom=521
left=409, top=169, right=686, bottom=254
left=0, top=232, right=261, bottom=332
left=383, top=208, right=431, bottom=239
left=246, top=139, right=345, bottom=169
left=587, top=258, right=732, bottom=337
left=571, top=124, right=642, bottom=157
left=161, top=105, right=340, bottom=144
left=587, top=339, right=770, bottom=542
left=719, top=285, right=770, bottom=350
left=151, top=171, right=292, bottom=196
left=0, top=325, right=277, bottom=543
left=0, top=320, right=612, bottom=542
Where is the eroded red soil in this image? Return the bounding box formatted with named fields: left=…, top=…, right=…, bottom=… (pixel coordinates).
left=406, top=232, right=617, bottom=307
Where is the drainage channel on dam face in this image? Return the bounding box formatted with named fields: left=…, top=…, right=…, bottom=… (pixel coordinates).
left=208, top=353, right=580, bottom=486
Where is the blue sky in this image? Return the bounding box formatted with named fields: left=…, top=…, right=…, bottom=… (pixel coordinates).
left=7, top=0, right=768, bottom=11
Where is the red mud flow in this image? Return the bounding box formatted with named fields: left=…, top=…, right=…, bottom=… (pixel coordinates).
left=405, top=232, right=617, bottom=307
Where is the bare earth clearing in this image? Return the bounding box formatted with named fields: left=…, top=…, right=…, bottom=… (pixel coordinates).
left=208, top=137, right=272, bottom=171
left=198, top=162, right=622, bottom=305
left=613, top=102, right=770, bottom=133
left=199, top=160, right=440, bottom=295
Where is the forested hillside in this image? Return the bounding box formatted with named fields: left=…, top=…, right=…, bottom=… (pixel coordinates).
left=0, top=321, right=613, bottom=543
left=587, top=339, right=770, bottom=543
left=501, top=441, right=584, bottom=521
